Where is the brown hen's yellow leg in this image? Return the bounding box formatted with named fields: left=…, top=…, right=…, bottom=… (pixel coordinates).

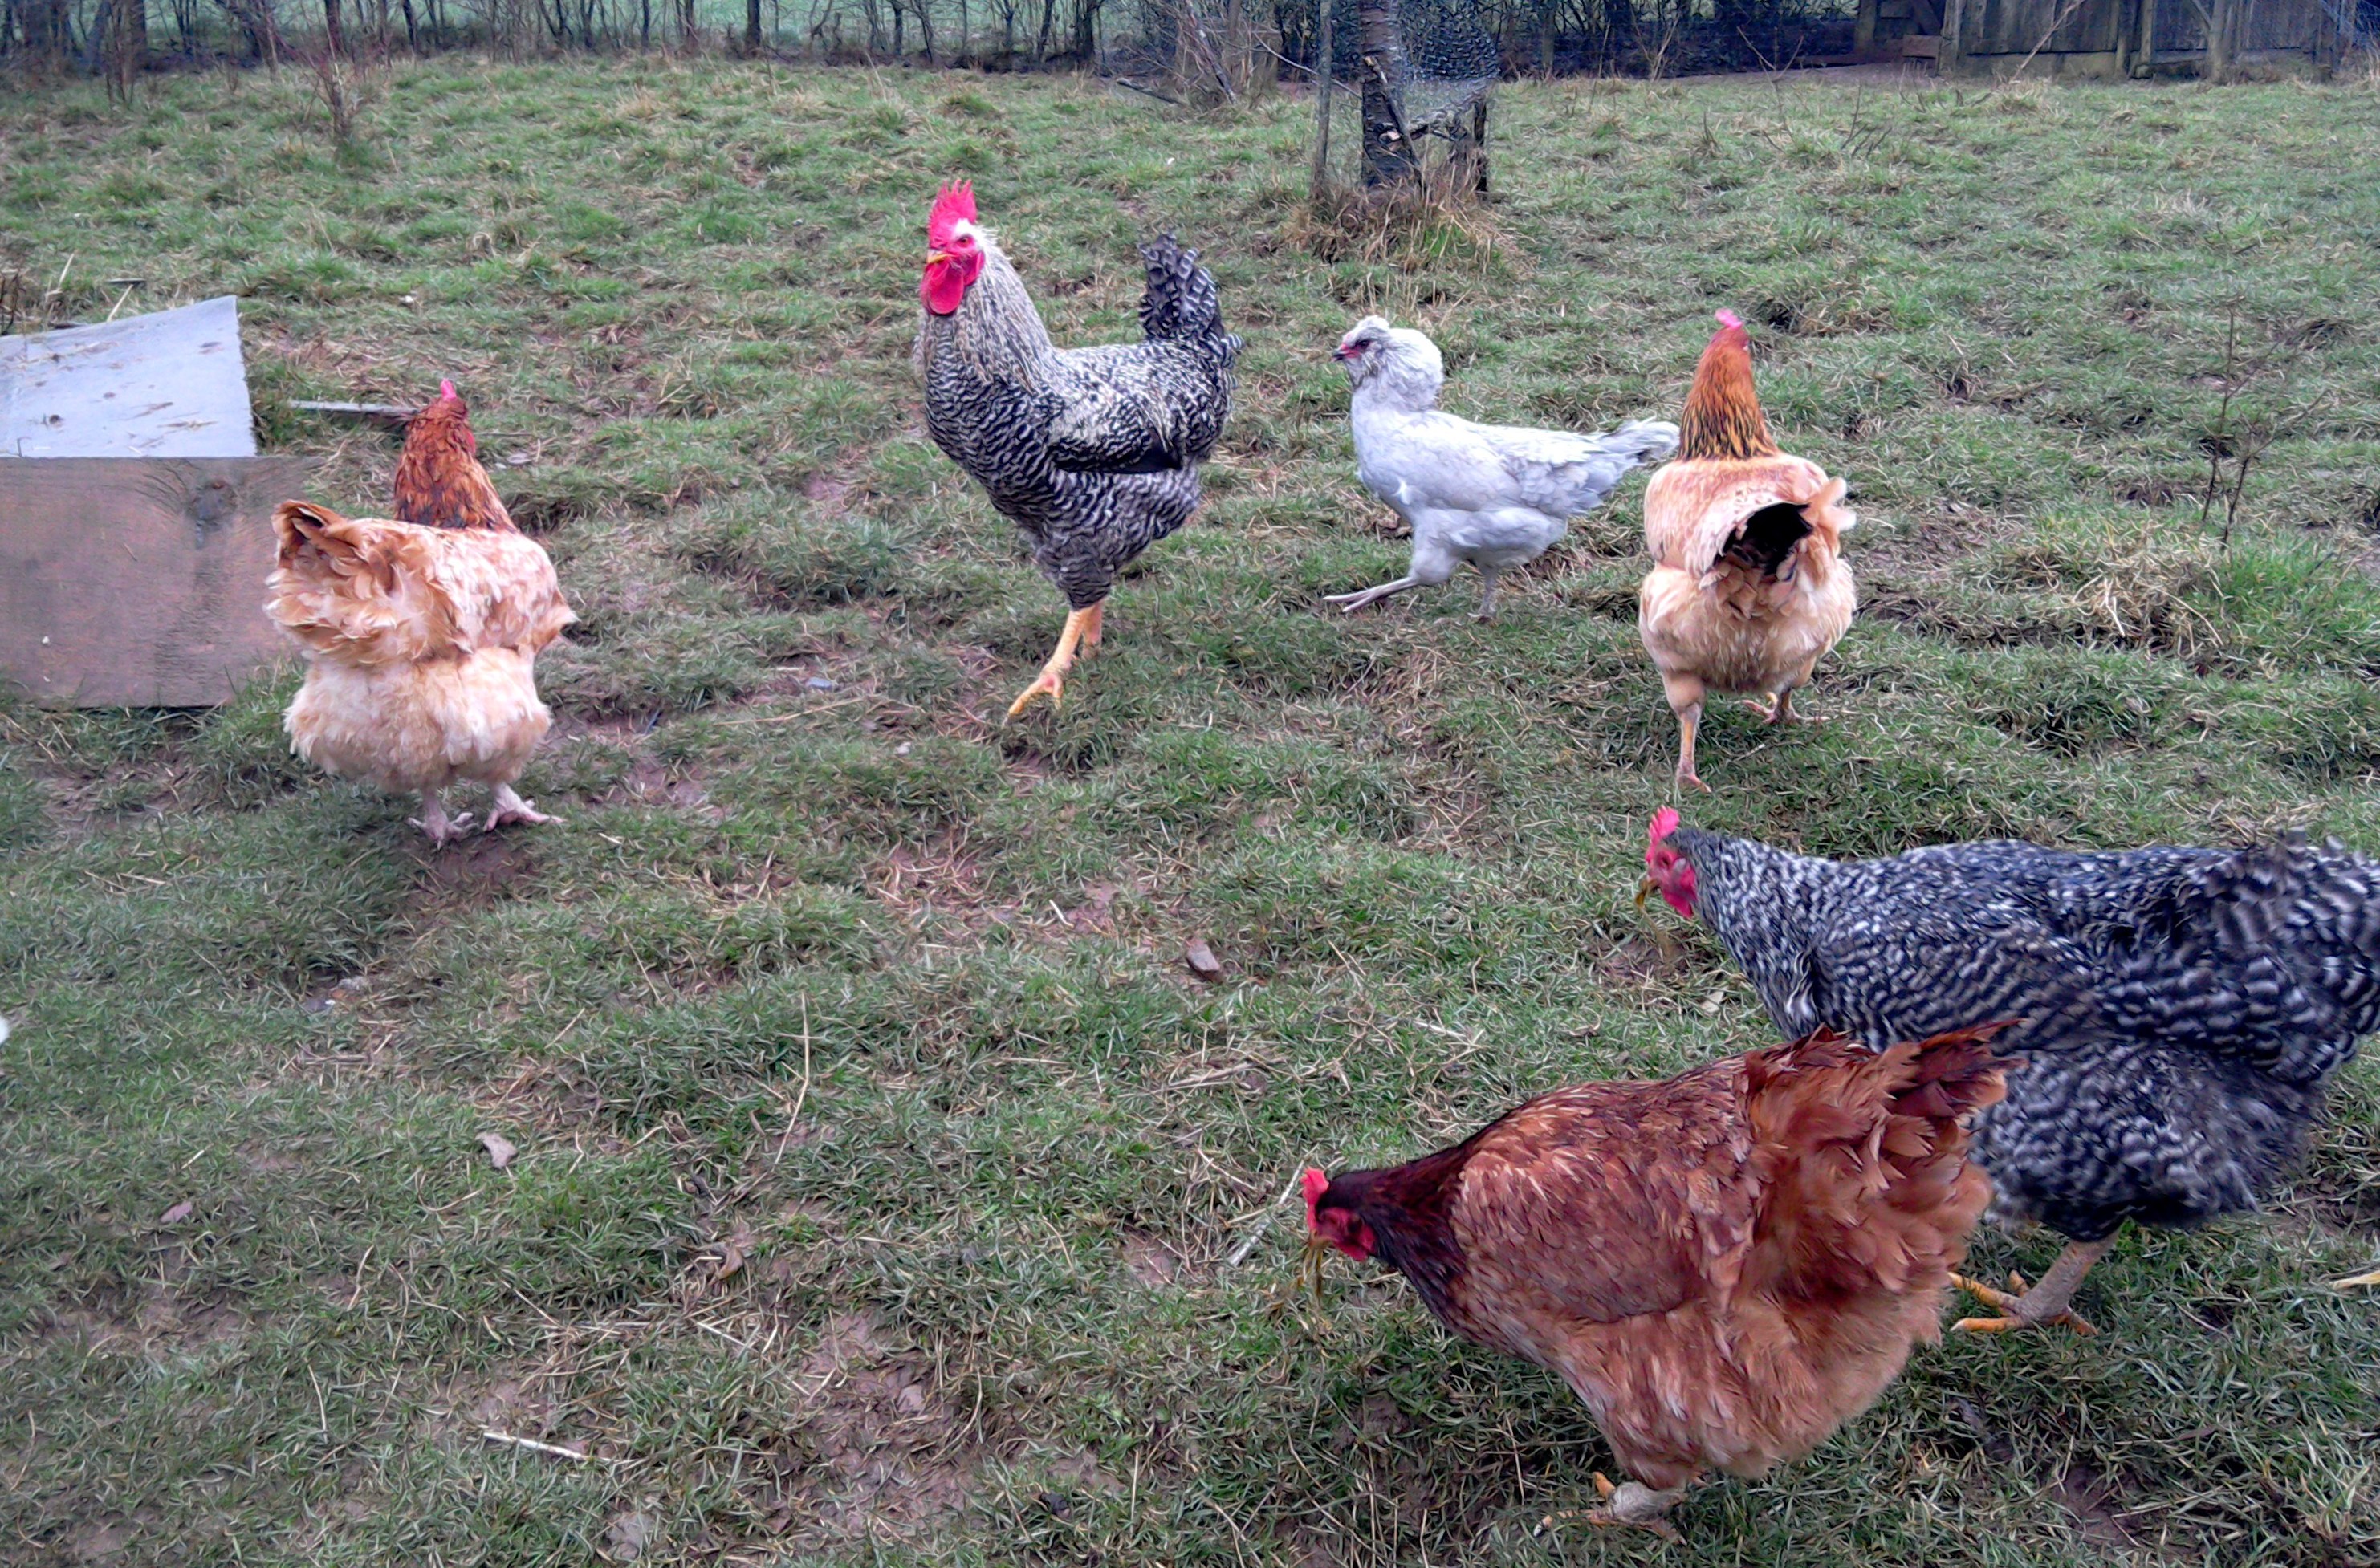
left=1953, top=1237, right=2113, bottom=1335
left=1674, top=705, right=1711, bottom=794
left=2330, top=1265, right=2380, bottom=1290
left=1544, top=1473, right=1686, bottom=1546
left=1746, top=688, right=1822, bottom=725
left=1006, top=604, right=1101, bottom=719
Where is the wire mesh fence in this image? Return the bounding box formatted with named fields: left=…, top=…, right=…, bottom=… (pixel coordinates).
left=1, top=0, right=1869, bottom=77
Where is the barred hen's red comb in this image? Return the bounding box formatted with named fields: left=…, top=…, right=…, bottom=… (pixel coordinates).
left=928, top=180, right=977, bottom=246
left=1650, top=807, right=1681, bottom=847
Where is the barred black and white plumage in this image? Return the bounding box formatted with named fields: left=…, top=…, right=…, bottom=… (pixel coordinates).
left=1647, top=822, right=2380, bottom=1247
left=917, top=219, right=1238, bottom=612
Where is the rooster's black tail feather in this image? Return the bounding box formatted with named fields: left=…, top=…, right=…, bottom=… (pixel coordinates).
left=1138, top=234, right=1240, bottom=364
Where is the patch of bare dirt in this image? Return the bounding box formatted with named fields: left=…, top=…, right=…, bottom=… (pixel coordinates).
left=413, top=834, right=539, bottom=906
left=1121, top=1233, right=1181, bottom=1288
left=784, top=1311, right=982, bottom=1542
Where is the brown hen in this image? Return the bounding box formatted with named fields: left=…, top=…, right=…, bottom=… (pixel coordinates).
left=1638, top=310, right=1856, bottom=791
left=1304, top=1024, right=2007, bottom=1538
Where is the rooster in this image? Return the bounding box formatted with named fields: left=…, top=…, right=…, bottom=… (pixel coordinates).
left=1304, top=1024, right=2005, bottom=1539
left=1642, top=810, right=2380, bottom=1334
left=1324, top=317, right=1676, bottom=619
left=266, top=384, right=573, bottom=845
left=914, top=181, right=1239, bottom=717
left=1638, top=311, right=1855, bottom=791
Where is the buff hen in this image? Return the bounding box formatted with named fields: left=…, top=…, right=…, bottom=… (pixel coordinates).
left=1638, top=311, right=1855, bottom=791
left=266, top=384, right=573, bottom=843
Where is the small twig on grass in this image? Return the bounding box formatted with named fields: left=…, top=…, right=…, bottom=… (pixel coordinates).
left=482, top=1430, right=594, bottom=1463
left=771, top=997, right=814, bottom=1168
left=717, top=694, right=868, bottom=725
left=1224, top=1168, right=1308, bottom=1268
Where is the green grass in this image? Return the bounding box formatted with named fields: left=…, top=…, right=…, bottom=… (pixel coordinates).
left=5, top=55, right=2380, bottom=1567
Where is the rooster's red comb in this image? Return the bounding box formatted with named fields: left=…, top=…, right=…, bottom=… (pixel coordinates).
left=1648, top=808, right=1681, bottom=856
left=1301, top=1168, right=1330, bottom=1225
left=928, top=180, right=977, bottom=247
left=1715, top=308, right=1744, bottom=332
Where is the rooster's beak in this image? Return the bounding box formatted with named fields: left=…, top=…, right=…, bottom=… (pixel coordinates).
left=1635, top=875, right=1658, bottom=911
left=926, top=249, right=954, bottom=266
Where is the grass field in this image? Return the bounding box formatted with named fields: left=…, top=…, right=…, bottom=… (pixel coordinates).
left=5, top=53, right=2380, bottom=1568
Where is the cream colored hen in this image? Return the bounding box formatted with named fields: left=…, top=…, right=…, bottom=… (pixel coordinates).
left=1638, top=311, right=1855, bottom=792
left=266, top=388, right=573, bottom=843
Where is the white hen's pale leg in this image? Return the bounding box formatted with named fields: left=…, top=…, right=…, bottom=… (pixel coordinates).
left=1474, top=568, right=1503, bottom=620
left=1324, top=576, right=1422, bottom=614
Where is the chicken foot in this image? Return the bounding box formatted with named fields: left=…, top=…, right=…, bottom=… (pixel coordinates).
left=1324, top=576, right=1422, bottom=615
left=2333, top=1265, right=2380, bottom=1290
left=1544, top=1473, right=1686, bottom=1546
left=1672, top=702, right=1711, bottom=794
left=1007, top=603, right=1102, bottom=719
left=485, top=784, right=563, bottom=832
left=409, top=790, right=476, bottom=847
left=1952, top=1236, right=2112, bottom=1335
left=1474, top=568, right=1503, bottom=621
left=1744, top=688, right=1821, bottom=725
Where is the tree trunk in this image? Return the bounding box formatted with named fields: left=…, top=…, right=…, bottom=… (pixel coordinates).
left=322, top=0, right=345, bottom=55
left=1357, top=0, right=1415, bottom=187
left=745, top=0, right=759, bottom=49
left=1309, top=0, right=1332, bottom=196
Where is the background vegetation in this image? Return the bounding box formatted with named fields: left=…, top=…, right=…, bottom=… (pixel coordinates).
left=3, top=55, right=2379, bottom=1567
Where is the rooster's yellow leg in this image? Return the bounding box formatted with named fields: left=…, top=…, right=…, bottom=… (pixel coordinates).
left=1953, top=1237, right=2112, bottom=1335
left=1007, top=604, right=1101, bottom=719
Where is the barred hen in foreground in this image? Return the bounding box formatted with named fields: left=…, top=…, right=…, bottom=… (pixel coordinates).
left=1325, top=316, right=1676, bottom=619
left=1304, top=1024, right=2007, bottom=1539
left=914, top=181, right=1239, bottom=717
left=1638, top=310, right=1855, bottom=790
left=267, top=384, right=572, bottom=844
left=1644, top=811, right=2380, bottom=1333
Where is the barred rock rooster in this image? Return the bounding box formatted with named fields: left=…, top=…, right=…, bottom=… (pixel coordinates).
left=266, top=384, right=572, bottom=845
left=914, top=181, right=1239, bottom=717
left=1639, top=311, right=1855, bottom=791
left=1324, top=317, right=1677, bottom=619
left=1642, top=810, right=2380, bottom=1334
left=1305, top=1025, right=2007, bottom=1539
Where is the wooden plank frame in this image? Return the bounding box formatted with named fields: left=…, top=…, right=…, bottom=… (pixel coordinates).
left=0, top=456, right=321, bottom=708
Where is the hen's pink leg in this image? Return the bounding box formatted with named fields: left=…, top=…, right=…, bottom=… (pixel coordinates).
left=409, top=790, right=474, bottom=847
left=486, top=784, right=561, bottom=832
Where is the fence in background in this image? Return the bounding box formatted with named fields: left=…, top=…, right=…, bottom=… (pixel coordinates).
left=0, top=0, right=1872, bottom=80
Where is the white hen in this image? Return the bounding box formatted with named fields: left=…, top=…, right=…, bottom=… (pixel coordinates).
left=1327, top=317, right=1679, bottom=619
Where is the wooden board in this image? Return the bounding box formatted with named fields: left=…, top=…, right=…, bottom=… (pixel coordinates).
left=2, top=297, right=257, bottom=459
left=0, top=457, right=320, bottom=708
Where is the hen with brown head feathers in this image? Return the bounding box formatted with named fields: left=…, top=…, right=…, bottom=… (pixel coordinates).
left=393, top=380, right=515, bottom=534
